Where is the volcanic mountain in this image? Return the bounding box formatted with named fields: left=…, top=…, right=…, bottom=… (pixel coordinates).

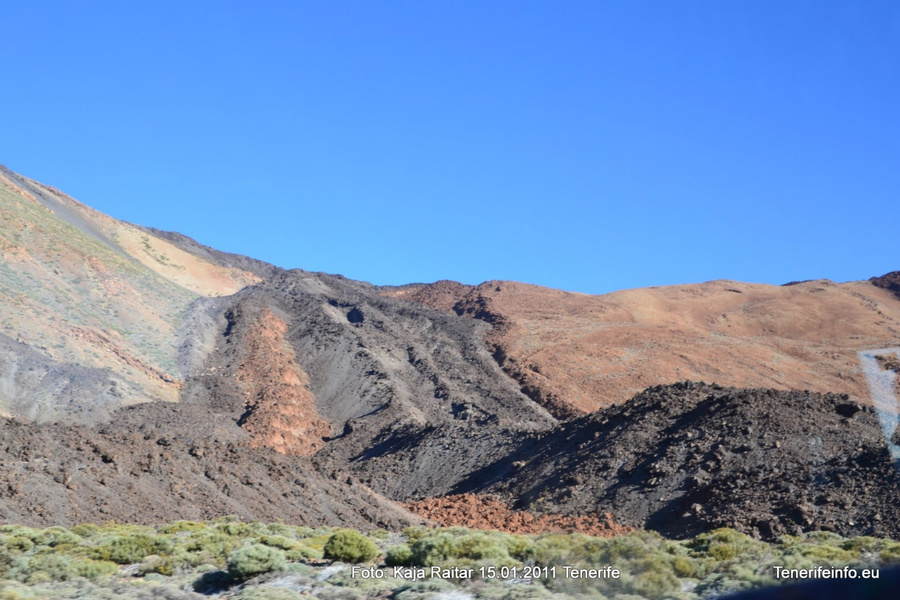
left=385, top=277, right=900, bottom=417
left=1, top=164, right=899, bottom=542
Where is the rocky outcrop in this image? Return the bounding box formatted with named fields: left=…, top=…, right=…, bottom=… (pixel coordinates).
left=464, top=382, right=900, bottom=541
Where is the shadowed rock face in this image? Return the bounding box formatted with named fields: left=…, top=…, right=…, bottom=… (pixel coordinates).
left=871, top=271, right=900, bottom=300
left=459, top=382, right=900, bottom=541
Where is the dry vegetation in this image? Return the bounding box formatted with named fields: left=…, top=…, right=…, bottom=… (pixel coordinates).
left=2, top=521, right=900, bottom=599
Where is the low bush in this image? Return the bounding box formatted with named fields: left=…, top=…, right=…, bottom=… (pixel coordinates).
left=70, top=523, right=100, bottom=538
left=158, top=521, right=207, bottom=534
left=4, top=536, right=35, bottom=552
left=385, top=544, right=413, bottom=566
left=72, top=558, right=119, bottom=579
left=323, top=530, right=379, bottom=564
left=93, top=533, right=174, bottom=564
left=34, top=526, right=82, bottom=547
left=227, top=543, right=287, bottom=580
left=259, top=535, right=298, bottom=551
left=407, top=530, right=516, bottom=568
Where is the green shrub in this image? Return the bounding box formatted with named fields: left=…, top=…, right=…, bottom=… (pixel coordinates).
left=138, top=554, right=187, bottom=576
left=263, top=523, right=294, bottom=537
left=260, top=535, right=299, bottom=551
left=4, top=536, right=34, bottom=552
left=159, top=520, right=208, bottom=534
left=687, top=528, right=766, bottom=562
left=285, top=545, right=319, bottom=561
left=803, top=531, right=845, bottom=544
left=406, top=530, right=517, bottom=568
left=218, top=522, right=254, bottom=537
left=409, top=532, right=455, bottom=567
left=449, top=532, right=511, bottom=562
left=599, top=534, right=656, bottom=563
left=323, top=530, right=379, bottom=564
left=72, top=558, right=119, bottom=579
left=787, top=543, right=855, bottom=562
left=70, top=523, right=100, bottom=538
left=529, top=534, right=584, bottom=566
left=386, top=544, right=413, bottom=566
left=670, top=556, right=697, bottom=578
left=181, top=530, right=242, bottom=565
left=880, top=543, right=900, bottom=563
left=502, top=534, right=534, bottom=561
left=93, top=533, right=174, bottom=564
left=34, top=526, right=81, bottom=547
left=23, top=553, right=74, bottom=583
left=694, top=572, right=755, bottom=596
left=627, top=559, right=681, bottom=599
left=402, top=526, right=430, bottom=543
left=228, top=544, right=287, bottom=580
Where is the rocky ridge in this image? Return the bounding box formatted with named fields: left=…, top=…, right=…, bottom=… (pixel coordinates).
left=460, top=382, right=900, bottom=541
left=387, top=277, right=900, bottom=416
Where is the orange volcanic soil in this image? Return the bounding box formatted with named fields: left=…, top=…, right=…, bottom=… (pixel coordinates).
left=388, top=277, right=900, bottom=415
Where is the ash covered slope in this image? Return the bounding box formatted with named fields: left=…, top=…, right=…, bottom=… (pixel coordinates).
left=0, top=266, right=558, bottom=528
left=387, top=277, right=900, bottom=417
left=0, top=165, right=265, bottom=422
left=185, top=269, right=556, bottom=498
left=0, top=402, right=423, bottom=530
left=0, top=165, right=557, bottom=527
left=460, top=382, right=900, bottom=541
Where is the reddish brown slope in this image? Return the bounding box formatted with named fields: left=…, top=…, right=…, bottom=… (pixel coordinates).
left=233, top=307, right=332, bottom=456
left=387, top=276, right=900, bottom=415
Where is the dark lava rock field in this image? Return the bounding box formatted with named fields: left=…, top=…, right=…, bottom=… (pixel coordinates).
left=461, top=382, right=900, bottom=541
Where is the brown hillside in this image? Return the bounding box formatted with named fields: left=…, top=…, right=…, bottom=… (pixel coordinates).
left=387, top=277, right=900, bottom=415
left=232, top=307, right=332, bottom=456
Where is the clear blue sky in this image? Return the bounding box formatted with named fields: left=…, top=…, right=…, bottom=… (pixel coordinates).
left=1, top=2, right=897, bottom=294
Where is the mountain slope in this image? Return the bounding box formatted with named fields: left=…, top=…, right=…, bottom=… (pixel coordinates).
left=0, top=165, right=264, bottom=421
left=2, top=164, right=900, bottom=543
left=181, top=269, right=556, bottom=495
left=386, top=277, right=900, bottom=416
left=455, top=382, right=900, bottom=541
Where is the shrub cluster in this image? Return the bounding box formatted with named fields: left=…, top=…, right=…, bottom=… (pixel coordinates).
left=1, top=521, right=899, bottom=600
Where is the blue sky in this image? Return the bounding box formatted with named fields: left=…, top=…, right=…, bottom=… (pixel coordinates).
left=1, top=2, right=897, bottom=294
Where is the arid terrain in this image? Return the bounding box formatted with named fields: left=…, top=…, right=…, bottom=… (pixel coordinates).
left=386, top=277, right=900, bottom=417
left=1, top=164, right=900, bottom=547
